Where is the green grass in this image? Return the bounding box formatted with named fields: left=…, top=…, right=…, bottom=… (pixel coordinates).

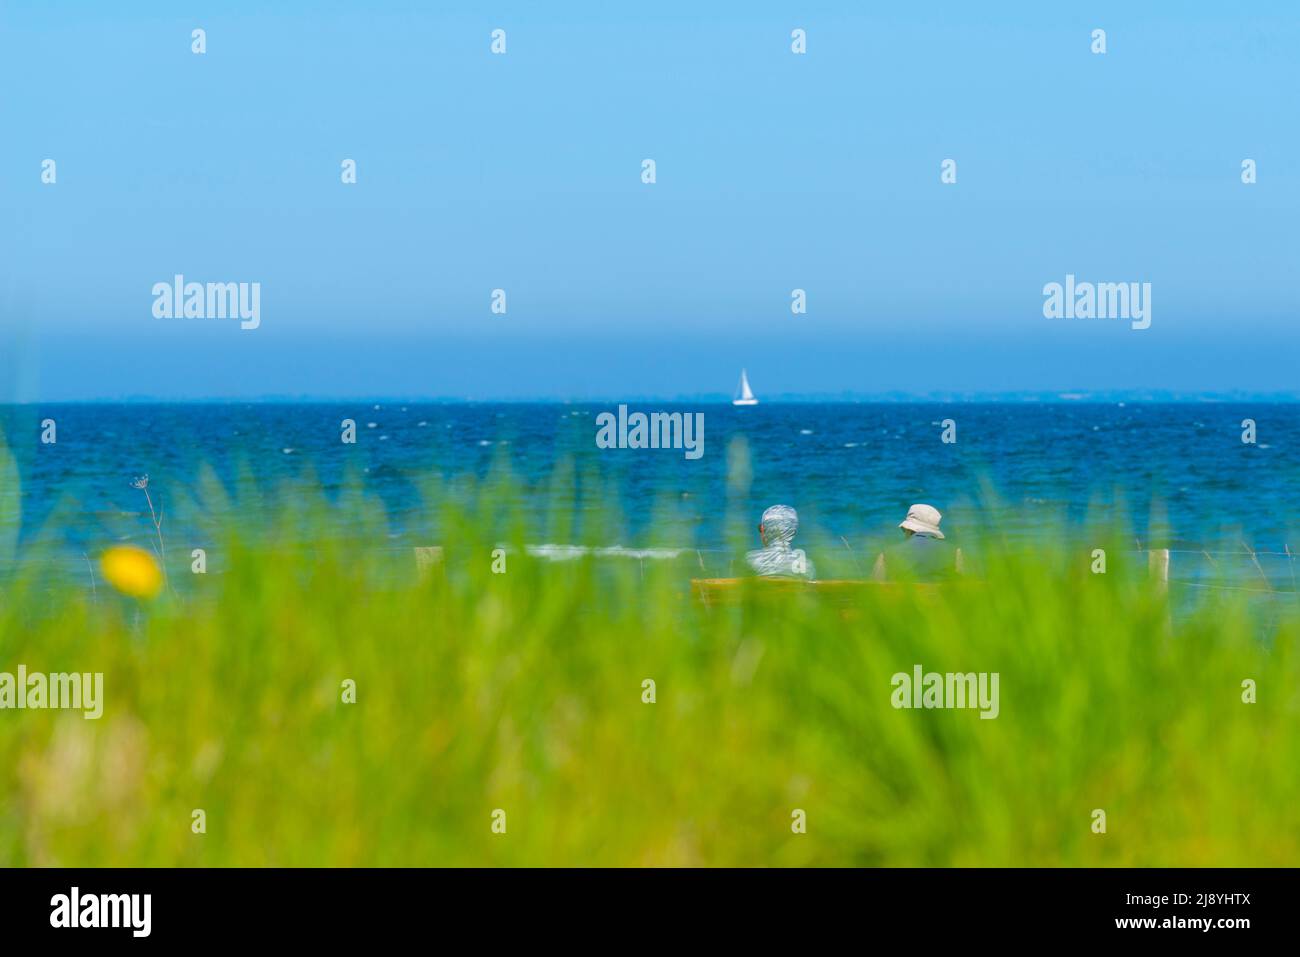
left=0, top=460, right=1297, bottom=867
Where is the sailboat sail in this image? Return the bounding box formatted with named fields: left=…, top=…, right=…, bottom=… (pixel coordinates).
left=733, top=369, right=758, bottom=405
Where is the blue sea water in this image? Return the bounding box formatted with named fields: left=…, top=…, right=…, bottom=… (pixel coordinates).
left=1, top=403, right=1297, bottom=590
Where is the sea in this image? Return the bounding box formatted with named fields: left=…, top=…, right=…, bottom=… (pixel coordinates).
left=1, top=402, right=1297, bottom=593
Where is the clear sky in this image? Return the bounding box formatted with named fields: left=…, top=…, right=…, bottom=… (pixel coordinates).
left=1, top=1, right=1296, bottom=400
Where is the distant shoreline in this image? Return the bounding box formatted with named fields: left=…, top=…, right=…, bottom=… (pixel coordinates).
left=5, top=394, right=1300, bottom=406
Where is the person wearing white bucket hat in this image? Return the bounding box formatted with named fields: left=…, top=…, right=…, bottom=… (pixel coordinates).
left=873, top=503, right=963, bottom=581
left=898, top=503, right=945, bottom=539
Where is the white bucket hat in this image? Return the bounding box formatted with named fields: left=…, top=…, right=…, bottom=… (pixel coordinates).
left=900, top=503, right=944, bottom=539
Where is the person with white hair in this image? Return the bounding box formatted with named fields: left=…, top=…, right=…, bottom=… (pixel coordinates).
left=746, top=504, right=815, bottom=578
left=872, top=504, right=963, bottom=582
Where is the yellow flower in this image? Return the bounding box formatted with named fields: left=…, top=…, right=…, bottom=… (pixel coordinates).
left=100, top=546, right=163, bottom=599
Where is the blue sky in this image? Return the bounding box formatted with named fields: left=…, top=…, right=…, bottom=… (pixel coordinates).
left=1, top=1, right=1296, bottom=399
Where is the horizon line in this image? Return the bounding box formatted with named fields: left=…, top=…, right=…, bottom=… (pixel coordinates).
left=6, top=391, right=1300, bottom=405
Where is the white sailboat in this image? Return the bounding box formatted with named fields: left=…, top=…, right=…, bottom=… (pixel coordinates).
left=732, top=368, right=758, bottom=406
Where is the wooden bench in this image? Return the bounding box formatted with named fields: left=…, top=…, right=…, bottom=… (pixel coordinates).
left=691, top=577, right=949, bottom=608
